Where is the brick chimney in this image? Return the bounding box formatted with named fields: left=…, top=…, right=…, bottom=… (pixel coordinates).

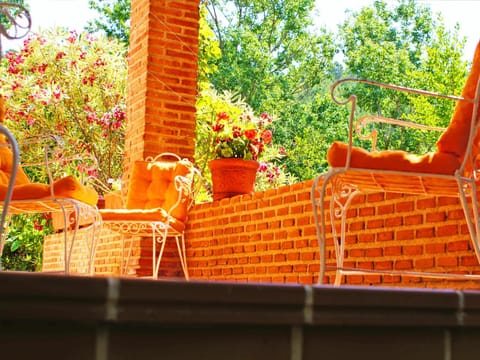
left=126, top=0, right=200, bottom=170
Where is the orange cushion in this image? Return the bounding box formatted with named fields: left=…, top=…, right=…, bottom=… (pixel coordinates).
left=0, top=175, right=99, bottom=205
left=125, top=158, right=194, bottom=222
left=0, top=138, right=30, bottom=186
left=327, top=141, right=461, bottom=175
left=437, top=40, right=480, bottom=158
left=99, top=208, right=185, bottom=232
left=52, top=175, right=99, bottom=205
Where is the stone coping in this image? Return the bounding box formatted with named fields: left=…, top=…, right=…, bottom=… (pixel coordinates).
left=1, top=272, right=479, bottom=327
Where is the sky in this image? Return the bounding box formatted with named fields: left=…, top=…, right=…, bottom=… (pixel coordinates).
left=1, top=0, right=479, bottom=59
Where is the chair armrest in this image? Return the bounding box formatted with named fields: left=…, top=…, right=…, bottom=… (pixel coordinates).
left=330, top=77, right=472, bottom=155
left=19, top=135, right=98, bottom=195
left=356, top=115, right=446, bottom=151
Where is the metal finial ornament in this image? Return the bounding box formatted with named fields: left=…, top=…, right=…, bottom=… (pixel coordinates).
left=0, top=2, right=32, bottom=58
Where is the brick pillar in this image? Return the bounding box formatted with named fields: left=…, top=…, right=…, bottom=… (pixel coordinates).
left=126, top=0, right=199, bottom=168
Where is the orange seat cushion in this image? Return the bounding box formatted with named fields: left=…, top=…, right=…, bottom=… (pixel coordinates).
left=327, top=141, right=461, bottom=175
left=0, top=175, right=99, bottom=206
left=0, top=136, right=98, bottom=205
left=437, top=40, right=480, bottom=158
left=99, top=208, right=185, bottom=232
left=123, top=158, right=194, bottom=222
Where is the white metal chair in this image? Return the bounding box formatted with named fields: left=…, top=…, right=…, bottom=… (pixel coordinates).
left=0, top=133, right=101, bottom=275
left=312, top=41, right=480, bottom=285
left=99, top=153, right=201, bottom=279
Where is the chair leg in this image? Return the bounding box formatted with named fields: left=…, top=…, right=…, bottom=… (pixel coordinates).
left=175, top=234, right=189, bottom=280
left=457, top=179, right=480, bottom=265
left=0, top=214, right=12, bottom=270
left=152, top=223, right=168, bottom=279
left=312, top=170, right=360, bottom=285
left=121, top=235, right=135, bottom=276
left=87, top=212, right=101, bottom=276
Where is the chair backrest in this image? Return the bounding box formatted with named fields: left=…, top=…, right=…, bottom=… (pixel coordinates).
left=437, top=40, right=480, bottom=161
left=125, top=153, right=197, bottom=222
left=0, top=95, right=30, bottom=186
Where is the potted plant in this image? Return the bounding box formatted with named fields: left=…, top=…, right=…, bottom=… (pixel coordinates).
left=208, top=110, right=275, bottom=200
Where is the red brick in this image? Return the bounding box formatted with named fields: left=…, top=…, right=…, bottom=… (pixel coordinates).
left=426, top=212, right=446, bottom=223
left=375, top=261, right=393, bottom=271
left=437, top=256, right=458, bottom=267
left=447, top=209, right=465, bottom=221
left=367, top=219, right=384, bottom=229
left=404, top=214, right=423, bottom=226
left=425, top=243, right=446, bottom=254
left=358, top=233, right=375, bottom=243
left=378, top=204, right=394, bottom=215
left=416, top=197, right=436, bottom=209
left=437, top=197, right=459, bottom=206
left=367, top=193, right=385, bottom=203
left=359, top=207, right=375, bottom=216
left=349, top=249, right=365, bottom=258
left=385, top=216, right=402, bottom=227
left=396, top=201, right=414, bottom=213
left=366, top=248, right=383, bottom=257
left=394, top=260, right=413, bottom=270
left=403, top=245, right=423, bottom=256
left=396, top=229, right=414, bottom=241
left=377, top=231, right=394, bottom=242
left=384, top=246, right=402, bottom=256
left=437, top=224, right=458, bottom=237
left=447, top=240, right=470, bottom=252
left=415, top=257, right=435, bottom=269
left=461, top=255, right=479, bottom=266
left=416, top=227, right=435, bottom=238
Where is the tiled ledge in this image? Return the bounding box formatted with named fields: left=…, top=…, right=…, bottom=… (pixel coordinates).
left=1, top=272, right=480, bottom=359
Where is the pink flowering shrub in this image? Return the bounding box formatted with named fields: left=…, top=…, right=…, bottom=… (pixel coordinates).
left=0, top=28, right=127, bottom=190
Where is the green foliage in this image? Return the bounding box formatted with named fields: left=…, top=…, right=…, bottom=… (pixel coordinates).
left=339, top=0, right=468, bottom=153
left=0, top=28, right=127, bottom=188
left=1, top=214, right=53, bottom=271
left=198, top=5, right=222, bottom=91
left=86, top=0, right=131, bottom=47
left=206, top=0, right=337, bottom=112
left=275, top=92, right=350, bottom=179
left=0, top=0, right=27, bottom=31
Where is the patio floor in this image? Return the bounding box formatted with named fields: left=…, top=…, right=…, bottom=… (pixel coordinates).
left=1, top=271, right=480, bottom=360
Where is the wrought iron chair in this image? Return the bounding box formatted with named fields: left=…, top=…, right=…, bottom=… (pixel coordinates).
left=99, top=153, right=201, bottom=280
left=0, top=131, right=101, bottom=275
left=312, top=41, right=480, bottom=285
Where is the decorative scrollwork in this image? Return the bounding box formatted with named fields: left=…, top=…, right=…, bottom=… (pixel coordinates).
left=0, top=3, right=31, bottom=40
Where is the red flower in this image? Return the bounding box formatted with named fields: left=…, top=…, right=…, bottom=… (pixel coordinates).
left=55, top=51, right=66, bottom=61
left=217, top=112, right=229, bottom=121
left=244, top=129, right=257, bottom=140
left=212, top=122, right=224, bottom=132
left=232, top=126, right=242, bottom=138
left=261, top=129, right=272, bottom=144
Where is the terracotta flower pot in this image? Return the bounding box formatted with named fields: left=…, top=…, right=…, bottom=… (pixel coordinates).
left=208, top=158, right=259, bottom=200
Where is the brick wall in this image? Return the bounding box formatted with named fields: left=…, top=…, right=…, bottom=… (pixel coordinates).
left=43, top=179, right=480, bottom=289
left=183, top=180, right=480, bottom=289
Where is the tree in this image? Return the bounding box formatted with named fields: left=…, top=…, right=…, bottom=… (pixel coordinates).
left=338, top=0, right=468, bottom=153
left=1, top=28, right=127, bottom=187
left=206, top=0, right=336, bottom=113
left=86, top=0, right=131, bottom=46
